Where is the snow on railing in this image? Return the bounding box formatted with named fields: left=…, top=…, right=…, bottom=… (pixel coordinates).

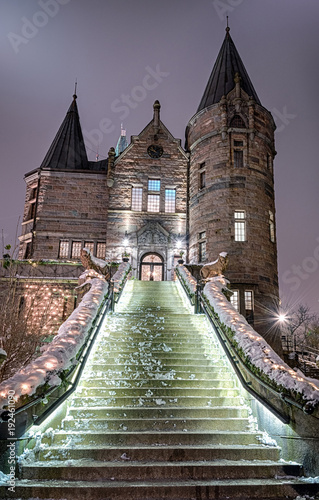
left=204, top=277, right=319, bottom=409
left=0, top=274, right=109, bottom=409
left=176, top=265, right=197, bottom=298
left=111, top=261, right=131, bottom=294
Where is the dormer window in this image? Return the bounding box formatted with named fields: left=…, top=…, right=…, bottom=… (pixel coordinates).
left=230, top=115, right=246, bottom=128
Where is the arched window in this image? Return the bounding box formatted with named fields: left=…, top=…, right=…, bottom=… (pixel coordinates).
left=230, top=115, right=246, bottom=128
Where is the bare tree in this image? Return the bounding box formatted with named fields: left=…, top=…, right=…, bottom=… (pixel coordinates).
left=0, top=244, right=64, bottom=382
left=280, top=303, right=318, bottom=353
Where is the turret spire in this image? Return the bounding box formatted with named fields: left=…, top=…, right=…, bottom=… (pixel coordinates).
left=40, top=93, right=88, bottom=170
left=197, top=31, right=260, bottom=112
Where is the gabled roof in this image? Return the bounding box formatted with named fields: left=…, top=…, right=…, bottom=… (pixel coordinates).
left=197, top=28, right=261, bottom=112
left=40, top=94, right=89, bottom=170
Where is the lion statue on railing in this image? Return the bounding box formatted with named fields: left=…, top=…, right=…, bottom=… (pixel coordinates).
left=80, top=248, right=110, bottom=281
left=200, top=252, right=228, bottom=281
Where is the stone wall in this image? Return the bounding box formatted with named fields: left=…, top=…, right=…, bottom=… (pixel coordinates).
left=19, top=169, right=108, bottom=261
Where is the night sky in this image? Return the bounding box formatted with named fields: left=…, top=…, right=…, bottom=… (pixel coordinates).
left=1, top=0, right=318, bottom=314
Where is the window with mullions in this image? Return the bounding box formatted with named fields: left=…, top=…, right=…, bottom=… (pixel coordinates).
left=230, top=290, right=239, bottom=311
left=131, top=187, right=143, bottom=211
left=84, top=242, right=94, bottom=255
left=234, top=150, right=243, bottom=168
left=165, top=189, right=176, bottom=213
left=59, top=240, right=69, bottom=259
left=148, top=179, right=160, bottom=191
left=234, top=211, right=246, bottom=241
left=245, top=290, right=254, bottom=324
left=96, top=242, right=106, bottom=259
left=147, top=194, right=160, bottom=212
left=71, top=241, right=82, bottom=259
left=230, top=115, right=246, bottom=128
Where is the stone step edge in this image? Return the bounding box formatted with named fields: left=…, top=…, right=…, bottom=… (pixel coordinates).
left=22, top=460, right=299, bottom=469
left=53, top=430, right=262, bottom=436
left=36, top=444, right=279, bottom=450
left=63, top=417, right=248, bottom=423
left=69, top=405, right=247, bottom=411
left=9, top=478, right=314, bottom=488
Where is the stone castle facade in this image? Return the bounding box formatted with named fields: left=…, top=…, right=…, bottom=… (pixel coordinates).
left=17, top=28, right=280, bottom=347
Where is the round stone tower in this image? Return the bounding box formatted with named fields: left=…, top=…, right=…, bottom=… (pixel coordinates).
left=186, top=28, right=281, bottom=353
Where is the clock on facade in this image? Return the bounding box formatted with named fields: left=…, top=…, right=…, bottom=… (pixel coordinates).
left=147, top=145, right=163, bottom=158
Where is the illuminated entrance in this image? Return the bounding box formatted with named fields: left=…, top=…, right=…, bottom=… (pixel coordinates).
left=140, top=253, right=164, bottom=281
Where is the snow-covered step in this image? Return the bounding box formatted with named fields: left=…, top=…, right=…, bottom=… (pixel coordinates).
left=79, top=377, right=236, bottom=388
left=75, top=385, right=238, bottom=397
left=62, top=416, right=249, bottom=432
left=68, top=405, right=250, bottom=419
left=37, top=443, right=280, bottom=462
left=48, top=429, right=264, bottom=447
left=69, top=395, right=243, bottom=407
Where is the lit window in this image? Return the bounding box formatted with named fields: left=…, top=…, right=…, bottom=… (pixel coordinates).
left=84, top=242, right=94, bottom=254
left=147, top=194, right=160, bottom=212
left=96, top=242, right=106, bottom=259
left=245, top=290, right=254, bottom=324
left=165, top=189, right=176, bottom=213
left=234, top=150, right=243, bottom=168
left=59, top=240, right=69, bottom=259
left=148, top=179, right=161, bottom=191
left=230, top=290, right=239, bottom=311
left=269, top=211, right=275, bottom=242
left=131, top=187, right=143, bottom=211
left=71, top=241, right=81, bottom=259
left=245, top=291, right=253, bottom=310
left=234, top=211, right=246, bottom=241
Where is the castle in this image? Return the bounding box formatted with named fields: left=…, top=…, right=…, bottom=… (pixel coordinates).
left=17, top=27, right=279, bottom=350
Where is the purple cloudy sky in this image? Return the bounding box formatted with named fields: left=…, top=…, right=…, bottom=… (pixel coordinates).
left=1, top=0, right=318, bottom=314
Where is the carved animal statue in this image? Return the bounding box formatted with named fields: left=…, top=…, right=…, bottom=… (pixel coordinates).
left=80, top=248, right=110, bottom=280
left=200, top=252, right=228, bottom=280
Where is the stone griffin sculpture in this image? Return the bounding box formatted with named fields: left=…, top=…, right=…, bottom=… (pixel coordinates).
left=80, top=248, right=110, bottom=282
left=200, top=252, right=228, bottom=281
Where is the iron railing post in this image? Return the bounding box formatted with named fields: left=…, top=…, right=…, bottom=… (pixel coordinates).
left=195, top=282, right=202, bottom=314
left=110, top=280, right=115, bottom=312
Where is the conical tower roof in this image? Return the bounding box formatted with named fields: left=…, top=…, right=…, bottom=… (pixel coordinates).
left=197, top=28, right=261, bottom=112
left=40, top=94, right=89, bottom=170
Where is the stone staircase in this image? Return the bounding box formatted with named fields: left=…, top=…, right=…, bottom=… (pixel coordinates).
left=5, top=280, right=319, bottom=499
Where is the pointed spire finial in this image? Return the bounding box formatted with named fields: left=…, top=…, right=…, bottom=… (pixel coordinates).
left=226, top=16, right=230, bottom=34
left=73, top=79, right=77, bottom=100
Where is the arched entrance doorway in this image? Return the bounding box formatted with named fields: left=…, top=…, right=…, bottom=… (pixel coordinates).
left=140, top=253, right=164, bottom=281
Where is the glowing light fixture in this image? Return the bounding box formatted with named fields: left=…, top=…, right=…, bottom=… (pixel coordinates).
left=278, top=313, right=287, bottom=323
